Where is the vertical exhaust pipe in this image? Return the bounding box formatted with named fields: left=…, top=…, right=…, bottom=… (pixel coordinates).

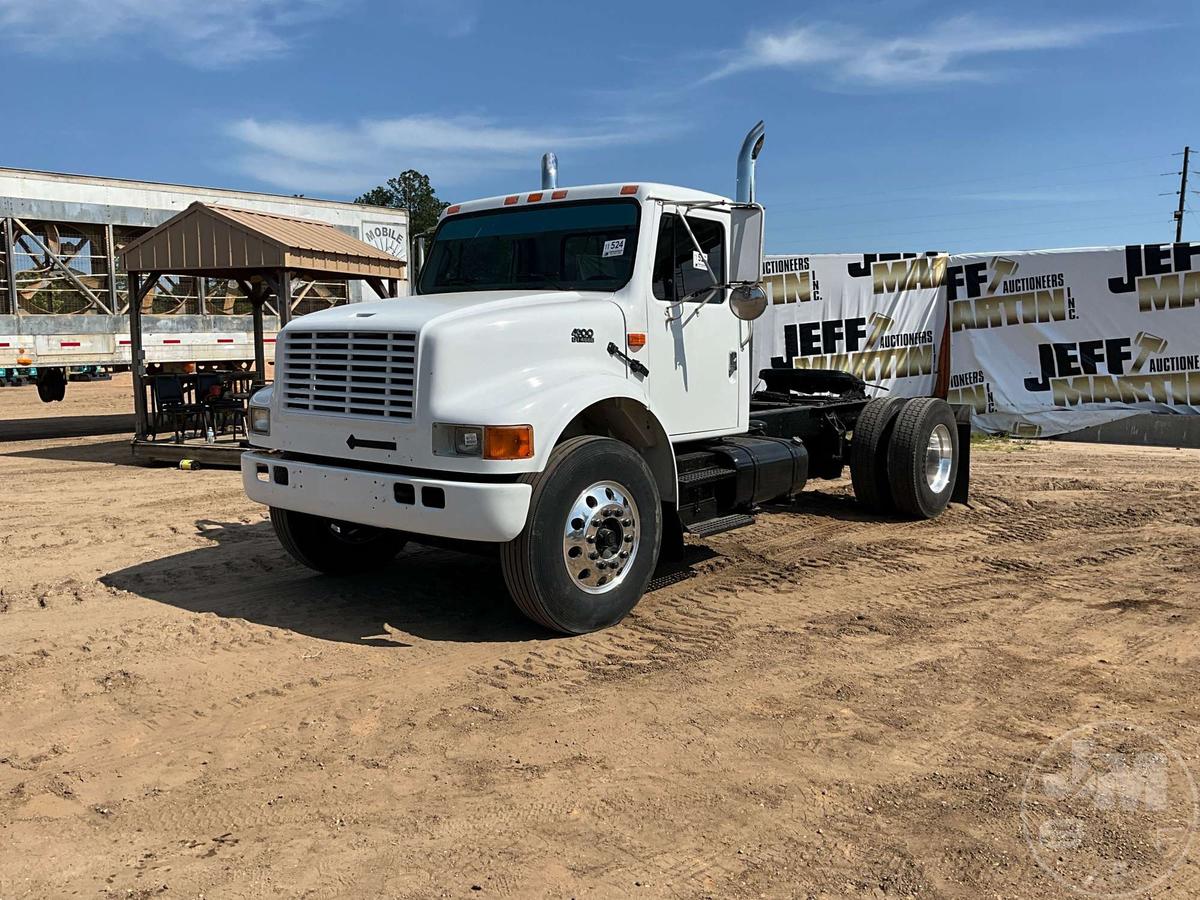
left=541, top=152, right=558, bottom=190
left=736, top=120, right=765, bottom=203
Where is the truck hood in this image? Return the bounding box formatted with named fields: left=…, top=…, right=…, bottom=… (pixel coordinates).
left=280, top=289, right=602, bottom=335
left=259, top=286, right=635, bottom=474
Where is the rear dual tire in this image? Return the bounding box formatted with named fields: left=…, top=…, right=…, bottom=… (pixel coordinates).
left=849, top=396, right=907, bottom=513
left=851, top=397, right=959, bottom=519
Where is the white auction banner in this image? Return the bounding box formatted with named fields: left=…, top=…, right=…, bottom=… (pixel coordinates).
left=946, top=244, right=1200, bottom=437
left=754, top=253, right=948, bottom=398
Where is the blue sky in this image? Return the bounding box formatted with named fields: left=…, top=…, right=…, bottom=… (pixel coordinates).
left=0, top=0, right=1196, bottom=253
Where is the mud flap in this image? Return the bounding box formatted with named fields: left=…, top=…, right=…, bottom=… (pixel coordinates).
left=951, top=403, right=971, bottom=505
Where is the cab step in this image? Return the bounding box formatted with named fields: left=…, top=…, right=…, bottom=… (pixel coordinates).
left=677, top=465, right=735, bottom=487
left=686, top=512, right=755, bottom=537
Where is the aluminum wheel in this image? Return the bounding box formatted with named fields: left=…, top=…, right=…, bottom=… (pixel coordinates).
left=925, top=423, right=954, bottom=493
left=562, top=480, right=641, bottom=595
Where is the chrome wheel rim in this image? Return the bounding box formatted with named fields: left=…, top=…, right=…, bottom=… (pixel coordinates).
left=925, top=423, right=954, bottom=494
left=562, top=480, right=640, bottom=595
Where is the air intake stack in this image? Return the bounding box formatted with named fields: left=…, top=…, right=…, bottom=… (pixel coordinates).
left=541, top=152, right=559, bottom=190
left=736, top=121, right=765, bottom=204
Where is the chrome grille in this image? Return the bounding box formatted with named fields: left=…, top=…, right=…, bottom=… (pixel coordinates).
left=282, top=330, right=417, bottom=420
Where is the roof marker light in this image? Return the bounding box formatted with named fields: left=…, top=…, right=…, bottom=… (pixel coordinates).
left=504, top=195, right=519, bottom=205
left=527, top=192, right=543, bottom=202
left=446, top=204, right=461, bottom=215
left=620, top=185, right=638, bottom=195
left=551, top=189, right=568, bottom=200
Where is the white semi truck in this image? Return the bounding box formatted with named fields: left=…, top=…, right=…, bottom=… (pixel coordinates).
left=242, top=123, right=970, bottom=633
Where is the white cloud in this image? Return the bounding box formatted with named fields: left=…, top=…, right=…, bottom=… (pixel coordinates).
left=226, top=114, right=660, bottom=195
left=0, top=0, right=343, bottom=67
left=708, top=15, right=1137, bottom=87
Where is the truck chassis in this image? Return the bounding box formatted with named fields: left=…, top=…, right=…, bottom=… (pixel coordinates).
left=250, top=367, right=970, bottom=635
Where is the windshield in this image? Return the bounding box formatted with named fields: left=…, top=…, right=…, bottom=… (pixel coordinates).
left=418, top=199, right=639, bottom=294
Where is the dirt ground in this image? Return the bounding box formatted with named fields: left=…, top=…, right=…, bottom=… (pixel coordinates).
left=1, top=379, right=1198, bottom=899
left=1, top=371, right=136, bottom=419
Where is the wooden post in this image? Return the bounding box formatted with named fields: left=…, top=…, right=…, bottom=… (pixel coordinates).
left=251, top=290, right=267, bottom=388
left=129, top=272, right=147, bottom=440
left=278, top=269, right=292, bottom=326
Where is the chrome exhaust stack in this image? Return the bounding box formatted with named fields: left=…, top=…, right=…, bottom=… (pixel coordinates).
left=736, top=121, right=765, bottom=204
left=541, top=152, right=559, bottom=190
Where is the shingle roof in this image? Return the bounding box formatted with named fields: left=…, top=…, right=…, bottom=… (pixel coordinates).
left=119, top=202, right=406, bottom=279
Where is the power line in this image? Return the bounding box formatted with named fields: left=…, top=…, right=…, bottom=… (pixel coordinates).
left=771, top=212, right=1168, bottom=245
left=769, top=150, right=1191, bottom=249
left=774, top=217, right=1169, bottom=254
left=792, top=193, right=1154, bottom=234
left=769, top=157, right=1166, bottom=213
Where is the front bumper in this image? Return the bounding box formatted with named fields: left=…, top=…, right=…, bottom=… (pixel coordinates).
left=241, top=451, right=532, bottom=543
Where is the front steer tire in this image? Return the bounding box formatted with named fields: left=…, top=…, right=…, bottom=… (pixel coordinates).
left=501, top=436, right=662, bottom=635
left=886, top=398, right=959, bottom=520
left=270, top=507, right=407, bottom=575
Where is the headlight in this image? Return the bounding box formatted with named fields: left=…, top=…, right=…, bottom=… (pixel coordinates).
left=453, top=425, right=483, bottom=456
left=250, top=406, right=271, bottom=435
left=434, top=423, right=533, bottom=459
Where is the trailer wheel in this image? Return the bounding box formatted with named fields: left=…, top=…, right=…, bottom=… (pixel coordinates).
left=850, top=396, right=907, bottom=512
left=36, top=368, right=67, bottom=403
left=501, top=436, right=662, bottom=634
left=269, top=507, right=407, bottom=575
left=886, top=398, right=959, bottom=519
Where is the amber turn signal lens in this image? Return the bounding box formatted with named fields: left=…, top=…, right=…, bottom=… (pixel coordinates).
left=483, top=425, right=534, bottom=460
left=627, top=332, right=647, bottom=349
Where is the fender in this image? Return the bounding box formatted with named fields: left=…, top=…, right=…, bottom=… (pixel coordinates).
left=425, top=295, right=658, bottom=473
left=532, top=378, right=678, bottom=505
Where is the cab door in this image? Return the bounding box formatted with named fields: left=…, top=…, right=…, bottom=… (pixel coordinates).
left=645, top=204, right=742, bottom=438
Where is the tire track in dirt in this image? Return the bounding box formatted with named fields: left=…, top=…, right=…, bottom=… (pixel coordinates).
left=3, top=423, right=1200, bottom=898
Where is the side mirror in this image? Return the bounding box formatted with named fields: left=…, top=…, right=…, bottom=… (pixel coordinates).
left=728, top=204, right=766, bottom=320
left=729, top=204, right=764, bottom=285
left=730, top=283, right=768, bottom=320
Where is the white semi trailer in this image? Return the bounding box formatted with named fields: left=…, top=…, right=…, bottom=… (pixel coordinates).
left=0, top=166, right=408, bottom=399
left=241, top=124, right=971, bottom=634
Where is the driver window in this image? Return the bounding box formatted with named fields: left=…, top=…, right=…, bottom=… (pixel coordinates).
left=652, top=213, right=726, bottom=303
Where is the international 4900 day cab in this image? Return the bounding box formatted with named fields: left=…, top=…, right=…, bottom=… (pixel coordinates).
left=241, top=123, right=970, bottom=633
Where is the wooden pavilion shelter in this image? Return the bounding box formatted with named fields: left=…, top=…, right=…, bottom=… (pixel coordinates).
left=120, top=202, right=407, bottom=465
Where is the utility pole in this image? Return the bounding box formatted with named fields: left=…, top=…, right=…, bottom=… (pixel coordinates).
left=1175, top=146, right=1190, bottom=242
